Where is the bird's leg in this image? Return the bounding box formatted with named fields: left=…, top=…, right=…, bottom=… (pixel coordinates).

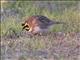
left=38, top=32, right=47, bottom=36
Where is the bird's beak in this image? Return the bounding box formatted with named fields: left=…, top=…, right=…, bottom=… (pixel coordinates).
left=22, top=23, right=25, bottom=26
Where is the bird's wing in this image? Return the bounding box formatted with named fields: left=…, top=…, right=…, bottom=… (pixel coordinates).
left=37, top=15, right=54, bottom=26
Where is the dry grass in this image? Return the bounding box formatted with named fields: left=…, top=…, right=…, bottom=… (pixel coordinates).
left=1, top=1, right=80, bottom=60
left=1, top=32, right=80, bottom=60
left=1, top=8, right=80, bottom=37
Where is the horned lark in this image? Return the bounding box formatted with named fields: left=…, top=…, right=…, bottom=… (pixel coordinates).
left=22, top=15, right=64, bottom=35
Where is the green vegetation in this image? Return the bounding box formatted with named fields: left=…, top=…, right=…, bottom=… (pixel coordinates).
left=1, top=1, right=80, bottom=36
left=1, top=2, right=80, bottom=60
left=1, top=18, right=22, bottom=36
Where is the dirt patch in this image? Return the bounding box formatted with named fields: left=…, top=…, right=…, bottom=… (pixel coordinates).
left=1, top=32, right=80, bottom=60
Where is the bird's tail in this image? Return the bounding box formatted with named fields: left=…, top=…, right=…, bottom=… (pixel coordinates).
left=51, top=21, right=65, bottom=25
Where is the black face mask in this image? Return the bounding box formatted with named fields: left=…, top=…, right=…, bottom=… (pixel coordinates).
left=25, top=28, right=30, bottom=31
left=22, top=25, right=30, bottom=31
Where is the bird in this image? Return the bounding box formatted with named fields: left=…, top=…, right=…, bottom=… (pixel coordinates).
left=22, top=15, right=64, bottom=35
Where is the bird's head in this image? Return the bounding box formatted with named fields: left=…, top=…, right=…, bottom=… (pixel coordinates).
left=22, top=22, right=30, bottom=31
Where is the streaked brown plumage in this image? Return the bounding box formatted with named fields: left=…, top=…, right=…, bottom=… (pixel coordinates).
left=22, top=15, right=64, bottom=35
